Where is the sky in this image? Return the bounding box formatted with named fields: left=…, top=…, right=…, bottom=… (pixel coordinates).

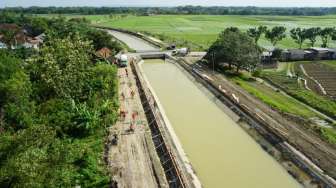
left=1, top=0, right=336, bottom=8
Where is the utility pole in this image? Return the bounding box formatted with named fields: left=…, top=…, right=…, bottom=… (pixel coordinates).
left=212, top=51, right=215, bottom=73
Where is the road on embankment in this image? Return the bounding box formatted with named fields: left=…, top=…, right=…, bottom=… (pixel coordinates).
left=107, top=30, right=159, bottom=52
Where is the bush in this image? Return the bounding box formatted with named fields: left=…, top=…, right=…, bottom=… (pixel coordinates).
left=252, top=68, right=262, bottom=77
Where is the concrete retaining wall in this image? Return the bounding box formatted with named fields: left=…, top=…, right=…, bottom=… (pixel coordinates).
left=131, top=59, right=200, bottom=188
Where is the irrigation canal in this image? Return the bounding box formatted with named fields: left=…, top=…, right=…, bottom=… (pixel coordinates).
left=141, top=59, right=300, bottom=188
left=109, top=30, right=301, bottom=188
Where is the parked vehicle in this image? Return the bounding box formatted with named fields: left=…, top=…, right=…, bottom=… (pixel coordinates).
left=118, top=54, right=128, bottom=67
left=172, top=47, right=190, bottom=56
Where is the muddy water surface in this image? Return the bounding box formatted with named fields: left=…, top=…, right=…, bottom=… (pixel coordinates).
left=142, top=59, right=301, bottom=188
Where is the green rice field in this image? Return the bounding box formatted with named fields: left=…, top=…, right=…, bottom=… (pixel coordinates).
left=77, top=14, right=336, bottom=50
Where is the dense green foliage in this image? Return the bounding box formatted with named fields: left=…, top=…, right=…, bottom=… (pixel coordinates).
left=205, top=28, right=260, bottom=72
left=0, top=15, right=120, bottom=187
left=3, top=6, right=336, bottom=16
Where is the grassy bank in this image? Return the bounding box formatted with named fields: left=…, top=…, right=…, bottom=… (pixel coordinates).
left=231, top=76, right=317, bottom=118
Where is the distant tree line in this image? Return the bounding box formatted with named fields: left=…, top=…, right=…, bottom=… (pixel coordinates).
left=247, top=26, right=336, bottom=48
left=2, top=6, right=336, bottom=16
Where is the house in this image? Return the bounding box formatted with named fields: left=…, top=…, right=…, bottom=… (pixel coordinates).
left=96, top=47, right=112, bottom=59
left=34, top=33, right=45, bottom=44
left=308, top=47, right=332, bottom=60
left=303, top=50, right=315, bottom=60
left=260, top=51, right=278, bottom=69
left=95, top=47, right=116, bottom=63
left=327, top=48, right=336, bottom=59
left=281, top=49, right=306, bottom=61
left=261, top=51, right=272, bottom=63
left=0, top=23, right=43, bottom=49
left=279, top=47, right=336, bottom=62
left=23, top=37, right=40, bottom=49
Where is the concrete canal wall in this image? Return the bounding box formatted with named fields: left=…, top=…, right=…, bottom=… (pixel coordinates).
left=131, top=59, right=202, bottom=188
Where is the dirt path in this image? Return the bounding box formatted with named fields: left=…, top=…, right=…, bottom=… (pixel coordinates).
left=106, top=66, right=165, bottom=188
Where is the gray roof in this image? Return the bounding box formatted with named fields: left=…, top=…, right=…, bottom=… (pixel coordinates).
left=288, top=49, right=306, bottom=55
left=309, top=47, right=330, bottom=52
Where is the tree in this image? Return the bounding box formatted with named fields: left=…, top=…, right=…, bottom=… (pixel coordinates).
left=29, top=34, right=94, bottom=100
left=271, top=48, right=283, bottom=60
left=290, top=28, right=307, bottom=49
left=28, top=17, right=49, bottom=36
left=304, top=27, right=321, bottom=47
left=0, top=53, right=33, bottom=130
left=320, top=27, right=335, bottom=48
left=226, top=27, right=239, bottom=32
left=265, top=26, right=287, bottom=46
left=332, top=31, right=336, bottom=42
left=247, top=25, right=267, bottom=44
left=0, top=28, right=19, bottom=49
left=86, top=29, right=122, bottom=52
left=206, top=28, right=260, bottom=73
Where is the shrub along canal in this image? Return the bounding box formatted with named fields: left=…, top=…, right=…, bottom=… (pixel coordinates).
left=141, top=59, right=301, bottom=188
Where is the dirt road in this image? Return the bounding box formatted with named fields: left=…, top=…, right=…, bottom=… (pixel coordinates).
left=106, top=66, right=167, bottom=188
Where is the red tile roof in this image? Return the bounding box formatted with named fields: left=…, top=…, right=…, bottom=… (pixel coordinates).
left=96, top=47, right=112, bottom=59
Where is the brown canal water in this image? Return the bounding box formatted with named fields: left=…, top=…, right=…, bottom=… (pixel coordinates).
left=141, top=59, right=301, bottom=188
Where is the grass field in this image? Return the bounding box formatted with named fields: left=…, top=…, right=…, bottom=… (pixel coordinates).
left=321, top=60, right=336, bottom=70
left=232, top=76, right=318, bottom=118
left=73, top=14, right=336, bottom=50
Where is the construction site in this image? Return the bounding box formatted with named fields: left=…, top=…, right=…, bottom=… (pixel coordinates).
left=104, top=29, right=336, bottom=188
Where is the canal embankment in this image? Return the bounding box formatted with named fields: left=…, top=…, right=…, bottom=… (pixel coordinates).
left=131, top=58, right=202, bottom=188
